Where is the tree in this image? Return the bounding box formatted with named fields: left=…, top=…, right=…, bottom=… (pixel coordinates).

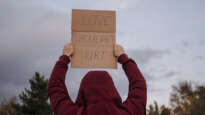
left=190, top=85, right=205, bottom=115
left=13, top=72, right=52, bottom=115
left=147, top=101, right=170, bottom=115
left=147, top=101, right=160, bottom=115
left=0, top=96, right=18, bottom=115
left=170, top=81, right=194, bottom=115
left=170, top=81, right=205, bottom=115
left=160, top=105, right=171, bottom=115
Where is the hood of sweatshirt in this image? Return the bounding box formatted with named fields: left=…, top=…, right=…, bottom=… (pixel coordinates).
left=75, top=71, right=123, bottom=115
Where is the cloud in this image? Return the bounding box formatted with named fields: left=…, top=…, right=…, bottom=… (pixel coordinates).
left=1, top=0, right=205, bottom=106
left=127, top=48, right=170, bottom=66
left=194, top=56, right=204, bottom=61
left=0, top=0, right=172, bottom=102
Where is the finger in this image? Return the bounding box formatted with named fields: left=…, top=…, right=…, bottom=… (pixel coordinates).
left=68, top=43, right=72, bottom=46
left=65, top=42, right=71, bottom=47
left=65, top=44, right=71, bottom=49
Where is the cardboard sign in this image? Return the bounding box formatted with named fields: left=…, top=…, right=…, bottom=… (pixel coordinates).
left=71, top=9, right=117, bottom=68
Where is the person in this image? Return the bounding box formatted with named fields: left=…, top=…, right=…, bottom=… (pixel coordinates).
left=47, top=42, right=147, bottom=115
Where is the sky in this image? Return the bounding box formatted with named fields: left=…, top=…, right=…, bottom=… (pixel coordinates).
left=0, top=0, right=205, bottom=107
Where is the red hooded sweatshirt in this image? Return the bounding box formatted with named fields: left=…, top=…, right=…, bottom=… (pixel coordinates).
left=47, top=53, right=147, bottom=115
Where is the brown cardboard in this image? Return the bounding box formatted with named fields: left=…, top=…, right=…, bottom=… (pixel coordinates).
left=71, top=9, right=117, bottom=68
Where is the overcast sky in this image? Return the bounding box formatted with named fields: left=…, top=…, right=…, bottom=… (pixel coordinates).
left=0, top=0, right=205, bottom=107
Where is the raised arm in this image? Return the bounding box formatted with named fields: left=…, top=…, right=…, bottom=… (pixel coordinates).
left=47, top=43, right=78, bottom=115
left=119, top=53, right=147, bottom=115
left=114, top=44, right=147, bottom=115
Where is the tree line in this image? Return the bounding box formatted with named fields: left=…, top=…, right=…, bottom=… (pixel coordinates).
left=0, top=72, right=204, bottom=115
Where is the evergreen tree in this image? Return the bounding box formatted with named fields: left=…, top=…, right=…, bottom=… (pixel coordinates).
left=14, top=72, right=52, bottom=115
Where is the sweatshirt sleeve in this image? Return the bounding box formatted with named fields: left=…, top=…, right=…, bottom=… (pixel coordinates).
left=47, top=55, right=78, bottom=115
left=118, top=53, right=147, bottom=115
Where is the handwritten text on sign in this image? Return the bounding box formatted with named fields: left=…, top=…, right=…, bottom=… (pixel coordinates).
left=71, top=9, right=116, bottom=68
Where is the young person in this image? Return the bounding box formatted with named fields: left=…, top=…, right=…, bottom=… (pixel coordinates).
left=47, top=42, right=147, bottom=115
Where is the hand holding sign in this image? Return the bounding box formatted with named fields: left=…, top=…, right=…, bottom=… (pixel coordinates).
left=114, top=44, right=125, bottom=58
left=63, top=42, right=74, bottom=57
